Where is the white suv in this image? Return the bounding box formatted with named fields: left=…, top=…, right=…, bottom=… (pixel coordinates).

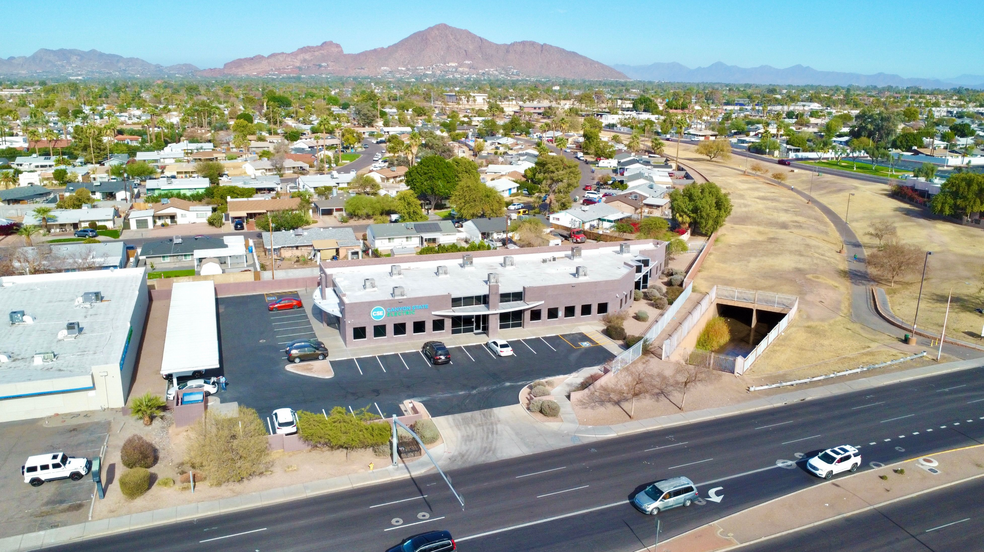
left=22, top=452, right=91, bottom=487
left=807, top=445, right=861, bottom=479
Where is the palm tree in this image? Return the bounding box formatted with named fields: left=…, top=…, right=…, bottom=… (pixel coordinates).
left=32, top=207, right=55, bottom=234
left=43, top=128, right=58, bottom=157
left=26, top=127, right=41, bottom=155
left=17, top=225, right=40, bottom=246
left=0, top=171, right=16, bottom=190
left=129, top=392, right=166, bottom=425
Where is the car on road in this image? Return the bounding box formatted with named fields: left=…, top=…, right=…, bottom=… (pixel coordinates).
left=778, top=159, right=792, bottom=166
left=569, top=229, right=586, bottom=244
left=22, top=452, right=91, bottom=487
left=268, top=297, right=303, bottom=311
left=422, top=341, right=451, bottom=365
left=233, top=220, right=245, bottom=231
left=272, top=408, right=299, bottom=435
left=507, top=202, right=526, bottom=210
left=286, top=340, right=328, bottom=363
left=806, top=445, right=861, bottom=479
left=166, top=379, right=218, bottom=401
left=74, top=228, right=98, bottom=238
left=486, top=339, right=514, bottom=357
left=632, top=476, right=699, bottom=515
left=386, top=530, right=456, bottom=552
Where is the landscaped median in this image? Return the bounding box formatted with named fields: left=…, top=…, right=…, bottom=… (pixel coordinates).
left=654, top=444, right=984, bottom=552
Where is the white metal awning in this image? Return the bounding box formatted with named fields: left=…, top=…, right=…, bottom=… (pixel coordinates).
left=160, top=281, right=220, bottom=376
left=312, top=287, right=341, bottom=317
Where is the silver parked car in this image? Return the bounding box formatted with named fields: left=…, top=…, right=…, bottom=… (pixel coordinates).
left=632, top=476, right=699, bottom=515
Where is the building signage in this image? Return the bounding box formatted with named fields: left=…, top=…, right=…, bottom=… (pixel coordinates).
left=370, top=306, right=386, bottom=321
left=386, top=304, right=429, bottom=317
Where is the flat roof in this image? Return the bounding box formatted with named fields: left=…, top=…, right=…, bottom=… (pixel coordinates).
left=0, top=268, right=145, bottom=385
left=160, top=281, right=219, bottom=376
left=330, top=244, right=653, bottom=304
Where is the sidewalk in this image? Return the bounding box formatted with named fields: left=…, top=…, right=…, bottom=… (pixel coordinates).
left=658, top=444, right=984, bottom=552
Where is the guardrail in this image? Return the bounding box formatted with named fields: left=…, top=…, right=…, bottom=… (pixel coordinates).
left=610, top=282, right=694, bottom=374
left=747, top=352, right=927, bottom=391
left=661, top=285, right=717, bottom=361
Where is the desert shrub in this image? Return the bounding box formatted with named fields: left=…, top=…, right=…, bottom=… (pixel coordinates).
left=633, top=289, right=643, bottom=301
left=696, top=317, right=731, bottom=351
left=528, top=399, right=543, bottom=413
left=372, top=443, right=391, bottom=457
left=635, top=310, right=649, bottom=322
left=179, top=471, right=205, bottom=484
left=207, top=212, right=224, bottom=228
left=119, top=468, right=151, bottom=499
left=129, top=392, right=166, bottom=425
left=157, top=477, right=174, bottom=488
left=666, top=286, right=684, bottom=304
left=625, top=335, right=643, bottom=347
left=412, top=419, right=440, bottom=445
left=185, top=406, right=271, bottom=486
left=606, top=325, right=627, bottom=340
left=571, top=373, right=602, bottom=394
left=653, top=296, right=668, bottom=309
left=771, top=171, right=788, bottom=183
left=602, top=311, right=628, bottom=328
left=663, top=267, right=683, bottom=277
left=644, top=286, right=664, bottom=301
left=669, top=274, right=685, bottom=287
left=297, top=407, right=389, bottom=450
left=531, top=380, right=547, bottom=388
left=531, top=385, right=551, bottom=397
left=121, top=435, right=157, bottom=469
left=540, top=400, right=561, bottom=417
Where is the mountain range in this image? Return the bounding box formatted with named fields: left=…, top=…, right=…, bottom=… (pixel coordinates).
left=0, top=49, right=198, bottom=77
left=613, top=61, right=984, bottom=89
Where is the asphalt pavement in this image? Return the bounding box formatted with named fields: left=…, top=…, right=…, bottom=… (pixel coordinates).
left=34, top=362, right=984, bottom=552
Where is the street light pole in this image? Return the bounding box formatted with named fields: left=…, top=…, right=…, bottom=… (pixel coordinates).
left=938, top=288, right=952, bottom=361
left=808, top=171, right=815, bottom=204
left=269, top=220, right=276, bottom=280
left=653, top=518, right=661, bottom=552
left=844, top=193, right=856, bottom=224
left=910, top=251, right=933, bottom=340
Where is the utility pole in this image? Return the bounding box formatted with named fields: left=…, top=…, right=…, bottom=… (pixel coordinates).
left=269, top=220, right=276, bottom=280
left=937, top=288, right=952, bottom=361
left=910, top=251, right=933, bottom=343
left=844, top=193, right=856, bottom=224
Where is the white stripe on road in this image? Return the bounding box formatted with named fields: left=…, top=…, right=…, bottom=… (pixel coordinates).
left=782, top=435, right=821, bottom=445
left=353, top=358, right=363, bottom=375
left=925, top=518, right=970, bottom=533
left=516, top=466, right=567, bottom=479
left=276, top=331, right=317, bottom=338
left=966, top=398, right=984, bottom=404
left=374, top=402, right=384, bottom=418
left=200, top=528, right=267, bottom=543
left=397, top=353, right=410, bottom=370
left=376, top=356, right=386, bottom=373
left=698, top=464, right=781, bottom=487
left=420, top=351, right=429, bottom=364
left=461, top=347, right=475, bottom=362
left=536, top=485, right=590, bottom=499
left=880, top=414, right=915, bottom=423
left=369, top=495, right=428, bottom=509
left=755, top=420, right=793, bottom=430
left=383, top=516, right=446, bottom=532
left=645, top=441, right=689, bottom=452
left=936, top=385, right=967, bottom=392
left=668, top=458, right=713, bottom=470
left=539, top=337, right=557, bottom=352
left=458, top=502, right=624, bottom=542
left=272, top=324, right=313, bottom=331
left=520, top=339, right=537, bottom=354
left=851, top=401, right=886, bottom=410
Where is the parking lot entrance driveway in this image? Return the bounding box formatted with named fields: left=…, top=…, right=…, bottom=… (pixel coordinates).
left=0, top=417, right=109, bottom=538
left=218, top=294, right=615, bottom=423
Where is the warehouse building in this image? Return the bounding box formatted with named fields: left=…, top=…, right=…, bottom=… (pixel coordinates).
left=313, top=240, right=665, bottom=348
left=0, top=268, right=148, bottom=422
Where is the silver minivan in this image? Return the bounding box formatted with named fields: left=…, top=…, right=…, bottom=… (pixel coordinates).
left=632, top=476, right=698, bottom=514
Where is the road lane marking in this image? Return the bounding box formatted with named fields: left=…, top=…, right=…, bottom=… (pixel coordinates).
left=539, top=337, right=557, bottom=351
left=967, top=398, right=984, bottom=404
left=516, top=466, right=567, bottom=479
left=925, top=518, right=970, bottom=532
left=755, top=421, right=793, bottom=430
left=457, top=502, right=624, bottom=542
left=520, top=339, right=537, bottom=353
left=669, top=458, right=713, bottom=470
left=880, top=414, right=914, bottom=423
left=782, top=435, right=821, bottom=445
left=376, top=356, right=386, bottom=373
left=851, top=401, right=886, bottom=410
left=397, top=353, right=410, bottom=370
left=383, top=516, right=446, bottom=532
left=936, top=385, right=967, bottom=392
left=645, top=441, right=689, bottom=452
left=200, top=528, right=267, bottom=543
left=461, top=347, right=475, bottom=362
left=370, top=495, right=428, bottom=509
left=536, top=485, right=590, bottom=499
left=353, top=358, right=363, bottom=375
left=699, top=465, right=781, bottom=487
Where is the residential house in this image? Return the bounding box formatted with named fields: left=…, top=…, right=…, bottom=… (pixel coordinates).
left=13, top=155, right=56, bottom=171
left=161, top=163, right=200, bottom=179
left=146, top=177, right=210, bottom=197
left=138, top=235, right=251, bottom=272
left=151, top=197, right=213, bottom=226
left=261, top=227, right=362, bottom=261
left=189, top=150, right=221, bottom=162
left=114, top=135, right=142, bottom=146
left=413, top=221, right=458, bottom=247
left=64, top=180, right=134, bottom=202
left=29, top=139, right=72, bottom=152
left=18, top=172, right=42, bottom=187
left=228, top=175, right=281, bottom=194
left=462, top=217, right=508, bottom=242
left=313, top=193, right=349, bottom=217
left=0, top=185, right=54, bottom=205
left=485, top=162, right=535, bottom=176
left=486, top=177, right=520, bottom=197
left=367, top=222, right=422, bottom=254
left=127, top=209, right=155, bottom=230
left=549, top=203, right=630, bottom=231
left=226, top=197, right=302, bottom=225
left=13, top=242, right=128, bottom=273
left=294, top=172, right=357, bottom=193
left=22, top=206, right=118, bottom=232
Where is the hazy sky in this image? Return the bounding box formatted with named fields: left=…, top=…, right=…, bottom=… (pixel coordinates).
left=2, top=0, right=980, bottom=79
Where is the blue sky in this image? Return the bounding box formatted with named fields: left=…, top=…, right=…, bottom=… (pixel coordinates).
left=3, top=0, right=980, bottom=79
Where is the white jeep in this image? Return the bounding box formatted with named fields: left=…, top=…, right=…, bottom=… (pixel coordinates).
left=22, top=452, right=91, bottom=487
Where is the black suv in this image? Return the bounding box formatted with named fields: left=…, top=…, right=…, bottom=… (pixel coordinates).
left=422, top=341, right=451, bottom=365
left=285, top=340, right=328, bottom=363
left=386, top=531, right=455, bottom=552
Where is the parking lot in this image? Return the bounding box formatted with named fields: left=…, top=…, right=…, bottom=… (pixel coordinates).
left=217, top=294, right=614, bottom=421
left=0, top=416, right=109, bottom=538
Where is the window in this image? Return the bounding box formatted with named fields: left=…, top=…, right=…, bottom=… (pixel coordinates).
left=499, top=310, right=523, bottom=329
left=499, top=291, right=523, bottom=303
left=564, top=305, right=576, bottom=318
left=353, top=326, right=367, bottom=340
left=413, top=320, right=426, bottom=334
left=183, top=254, right=192, bottom=261
left=597, top=302, right=608, bottom=315
left=530, top=309, right=542, bottom=321
left=451, top=294, right=489, bottom=308
left=581, top=304, right=592, bottom=316
left=197, top=212, right=207, bottom=219
left=394, top=322, right=407, bottom=336
left=547, top=307, right=559, bottom=320
left=373, top=324, right=386, bottom=338
left=433, top=319, right=445, bottom=332
left=161, top=255, right=171, bottom=262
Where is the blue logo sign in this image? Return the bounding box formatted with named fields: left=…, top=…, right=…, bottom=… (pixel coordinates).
left=370, top=306, right=386, bottom=321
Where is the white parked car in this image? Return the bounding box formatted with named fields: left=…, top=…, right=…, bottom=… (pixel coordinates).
left=272, top=408, right=299, bottom=435
left=584, top=190, right=602, bottom=201
left=22, top=452, right=91, bottom=487
left=166, top=379, right=218, bottom=401
left=807, top=445, right=861, bottom=479
left=507, top=202, right=525, bottom=210
left=487, top=339, right=514, bottom=357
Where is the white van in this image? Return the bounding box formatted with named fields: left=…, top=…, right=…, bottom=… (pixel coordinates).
left=22, top=452, right=91, bottom=487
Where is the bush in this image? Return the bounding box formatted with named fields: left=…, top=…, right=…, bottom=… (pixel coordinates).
left=644, top=286, right=664, bottom=301
left=178, top=471, right=205, bottom=484
left=412, top=419, right=440, bottom=445
left=696, top=317, right=731, bottom=351
left=602, top=311, right=628, bottom=328
left=653, top=296, right=668, bottom=309
left=539, top=400, right=561, bottom=417
left=606, top=325, right=627, bottom=340
left=119, top=468, right=151, bottom=499
left=297, top=407, right=389, bottom=450
left=96, top=225, right=108, bottom=231
left=625, top=335, right=643, bottom=347
left=530, top=385, right=551, bottom=397
left=666, top=286, right=684, bottom=304
left=121, top=435, right=157, bottom=469
left=157, top=477, right=174, bottom=488
left=669, top=274, right=685, bottom=287
left=372, top=443, right=391, bottom=457
left=528, top=399, right=543, bottom=413
left=531, top=380, right=547, bottom=388
left=87, top=221, right=97, bottom=230
left=207, top=212, right=224, bottom=228
left=663, top=267, right=683, bottom=277
left=186, top=406, right=271, bottom=486
left=633, top=289, right=643, bottom=301
left=635, top=310, right=649, bottom=322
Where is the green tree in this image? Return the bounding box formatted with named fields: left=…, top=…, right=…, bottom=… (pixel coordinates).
left=52, top=168, right=71, bottom=185
left=477, top=118, right=499, bottom=138
left=450, top=178, right=506, bottom=219
left=901, top=106, right=920, bottom=122
left=668, top=182, right=733, bottom=235
left=17, top=225, right=40, bottom=246
left=196, top=161, right=224, bottom=186
left=395, top=190, right=428, bottom=222
left=893, top=131, right=922, bottom=151
left=950, top=122, right=974, bottom=138
left=637, top=216, right=669, bottom=239
left=405, top=155, right=458, bottom=208
left=694, top=139, right=732, bottom=161
left=850, top=108, right=901, bottom=144
left=32, top=207, right=55, bottom=233
left=125, top=160, right=157, bottom=179
left=525, top=154, right=581, bottom=212
left=186, top=406, right=271, bottom=485
left=349, top=174, right=381, bottom=195
left=931, top=172, right=984, bottom=219
left=57, top=188, right=97, bottom=209
left=352, top=103, right=378, bottom=127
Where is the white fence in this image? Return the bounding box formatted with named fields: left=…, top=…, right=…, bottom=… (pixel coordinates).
left=716, top=286, right=797, bottom=310
left=610, top=282, right=694, bottom=373
left=661, top=286, right=717, bottom=361
left=747, top=352, right=926, bottom=391
left=734, top=296, right=798, bottom=376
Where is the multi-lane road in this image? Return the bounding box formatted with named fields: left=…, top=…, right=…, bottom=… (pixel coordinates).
left=47, top=364, right=984, bottom=552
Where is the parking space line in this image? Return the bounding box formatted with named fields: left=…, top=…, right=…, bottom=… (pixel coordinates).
left=271, top=317, right=308, bottom=324
left=482, top=343, right=496, bottom=358
left=461, top=347, right=476, bottom=362
left=397, top=353, right=410, bottom=370
left=558, top=334, right=575, bottom=348
left=354, top=358, right=363, bottom=375
left=539, top=337, right=557, bottom=351
left=273, top=325, right=313, bottom=332
left=419, top=351, right=429, bottom=364
left=375, top=402, right=384, bottom=417
left=520, top=339, right=537, bottom=354
left=376, top=356, right=386, bottom=373
left=278, top=331, right=317, bottom=338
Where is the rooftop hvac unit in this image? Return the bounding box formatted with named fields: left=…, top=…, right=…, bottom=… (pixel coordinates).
left=294, top=228, right=304, bottom=236
left=576, top=266, right=588, bottom=278
left=393, top=286, right=406, bottom=298
left=462, top=254, right=474, bottom=267
left=571, top=246, right=582, bottom=258
left=436, top=266, right=449, bottom=277
left=488, top=272, right=499, bottom=284
left=33, top=351, right=56, bottom=365
left=9, top=310, right=34, bottom=325
left=364, top=278, right=376, bottom=290
left=620, top=243, right=631, bottom=255
left=390, top=265, right=402, bottom=277
left=82, top=291, right=103, bottom=304
left=503, top=256, right=515, bottom=268
left=59, top=322, right=81, bottom=340
left=173, top=236, right=183, bottom=244
left=0, top=353, right=10, bottom=363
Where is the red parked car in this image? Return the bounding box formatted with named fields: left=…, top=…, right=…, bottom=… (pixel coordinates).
left=268, top=297, right=303, bottom=311
left=583, top=184, right=593, bottom=191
